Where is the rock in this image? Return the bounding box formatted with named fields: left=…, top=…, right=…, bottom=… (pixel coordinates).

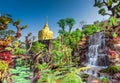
left=87, top=75, right=102, bottom=83
left=97, top=55, right=109, bottom=66
left=91, top=79, right=102, bottom=83
left=109, top=79, right=120, bottom=83
left=113, top=44, right=120, bottom=57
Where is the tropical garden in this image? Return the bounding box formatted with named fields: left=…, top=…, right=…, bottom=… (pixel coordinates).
left=0, top=0, right=120, bottom=83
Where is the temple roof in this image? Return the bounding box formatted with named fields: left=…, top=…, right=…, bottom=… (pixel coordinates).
left=38, top=18, right=53, bottom=40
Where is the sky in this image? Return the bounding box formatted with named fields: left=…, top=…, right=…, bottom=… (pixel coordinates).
left=0, top=0, right=109, bottom=41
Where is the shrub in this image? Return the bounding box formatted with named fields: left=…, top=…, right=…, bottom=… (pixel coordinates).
left=0, top=51, right=13, bottom=64
left=61, top=73, right=84, bottom=83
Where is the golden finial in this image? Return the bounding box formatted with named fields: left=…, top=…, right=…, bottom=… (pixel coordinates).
left=46, top=16, right=48, bottom=25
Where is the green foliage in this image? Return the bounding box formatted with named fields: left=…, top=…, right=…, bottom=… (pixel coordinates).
left=9, top=67, right=30, bottom=74
left=9, top=66, right=32, bottom=83
left=70, top=29, right=83, bottom=48
left=22, top=25, right=27, bottom=29
left=112, top=32, right=118, bottom=38
left=94, top=0, right=120, bottom=29
left=13, top=20, right=21, bottom=25
left=37, top=69, right=56, bottom=83
left=12, top=76, right=31, bottom=83
left=100, top=65, right=120, bottom=75
left=107, top=0, right=113, bottom=7
left=52, top=40, right=65, bottom=61
left=37, top=73, right=56, bottom=83
left=30, top=41, right=45, bottom=54
left=14, top=48, right=26, bottom=55
left=6, top=30, right=15, bottom=36
left=37, top=67, right=88, bottom=83
left=16, top=58, right=24, bottom=66
left=61, top=73, right=83, bottom=83
left=52, top=40, right=72, bottom=65
left=0, top=14, right=12, bottom=26
left=57, top=19, right=66, bottom=31
left=0, top=29, right=15, bottom=38
left=112, top=0, right=118, bottom=3
left=109, top=16, right=118, bottom=26
left=116, top=5, right=120, bottom=12
left=82, top=25, right=101, bottom=35
left=57, top=18, right=75, bottom=33
left=100, top=76, right=109, bottom=83
left=62, top=29, right=83, bottom=48
left=52, top=40, right=62, bottom=50
left=52, top=50, right=64, bottom=61
left=66, top=18, right=76, bottom=32
left=99, top=8, right=106, bottom=16
left=5, top=47, right=12, bottom=51
left=37, top=62, right=48, bottom=71
left=61, top=67, right=89, bottom=83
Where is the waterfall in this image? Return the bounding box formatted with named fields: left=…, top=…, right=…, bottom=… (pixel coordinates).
left=81, top=31, right=110, bottom=79
left=86, top=31, right=108, bottom=67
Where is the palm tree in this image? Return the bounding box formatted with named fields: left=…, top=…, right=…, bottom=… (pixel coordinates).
left=57, top=19, right=66, bottom=31
left=66, top=18, right=75, bottom=33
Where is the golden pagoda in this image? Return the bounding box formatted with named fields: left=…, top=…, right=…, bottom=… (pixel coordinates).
left=38, top=18, right=53, bottom=40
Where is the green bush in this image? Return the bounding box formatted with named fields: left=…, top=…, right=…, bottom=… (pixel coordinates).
left=16, top=58, right=24, bottom=66
left=100, top=65, right=120, bottom=75
left=61, top=73, right=84, bottom=83
left=30, top=41, right=45, bottom=54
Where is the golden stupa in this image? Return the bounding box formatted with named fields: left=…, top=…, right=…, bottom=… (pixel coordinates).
left=38, top=18, right=53, bottom=40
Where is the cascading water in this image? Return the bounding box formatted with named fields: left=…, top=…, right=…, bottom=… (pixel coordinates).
left=86, top=31, right=108, bottom=67
left=81, top=31, right=112, bottom=82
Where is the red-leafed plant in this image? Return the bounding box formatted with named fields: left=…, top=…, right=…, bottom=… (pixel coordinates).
left=110, top=36, right=120, bottom=44
left=0, top=51, right=13, bottom=65
left=107, top=48, right=119, bottom=60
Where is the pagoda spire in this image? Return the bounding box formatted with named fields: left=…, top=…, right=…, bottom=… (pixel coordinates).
left=38, top=17, right=53, bottom=40
left=46, top=16, right=48, bottom=25
left=44, top=16, right=49, bottom=28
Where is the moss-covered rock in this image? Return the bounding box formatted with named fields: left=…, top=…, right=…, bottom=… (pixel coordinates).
left=100, top=65, right=120, bottom=75
left=81, top=73, right=89, bottom=78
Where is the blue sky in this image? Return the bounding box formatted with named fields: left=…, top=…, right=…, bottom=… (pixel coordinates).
left=0, top=0, right=109, bottom=41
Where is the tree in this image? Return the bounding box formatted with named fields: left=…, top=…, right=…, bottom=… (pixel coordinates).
left=79, top=21, right=86, bottom=30
left=94, top=0, right=120, bottom=36
left=13, top=20, right=27, bottom=39
left=66, top=18, right=76, bottom=32
left=25, top=32, right=35, bottom=52
left=94, top=0, right=120, bottom=29
left=0, top=13, right=27, bottom=64
left=94, top=0, right=120, bottom=18
left=0, top=14, right=12, bottom=30
left=0, top=30, right=6, bottom=38
left=57, top=19, right=66, bottom=31
left=6, top=30, right=15, bottom=36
